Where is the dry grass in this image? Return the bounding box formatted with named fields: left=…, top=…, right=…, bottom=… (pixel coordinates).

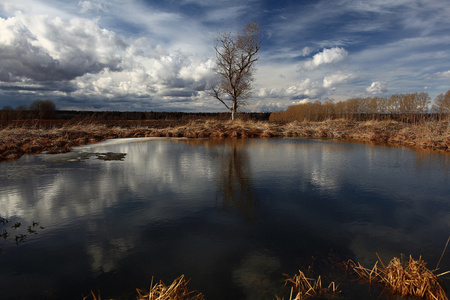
left=80, top=254, right=449, bottom=300
left=348, top=254, right=450, bottom=300
left=136, top=275, right=204, bottom=300
left=1, top=119, right=448, bottom=161
left=81, top=275, right=204, bottom=300
left=277, top=270, right=341, bottom=300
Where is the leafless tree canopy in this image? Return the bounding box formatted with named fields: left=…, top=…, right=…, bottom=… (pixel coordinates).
left=211, top=21, right=262, bottom=120
left=433, top=90, right=450, bottom=117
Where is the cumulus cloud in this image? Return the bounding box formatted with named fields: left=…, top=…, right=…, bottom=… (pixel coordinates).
left=435, top=70, right=450, bottom=78
left=0, top=9, right=216, bottom=110
left=286, top=78, right=325, bottom=99
left=252, top=101, right=285, bottom=112
left=0, top=17, right=64, bottom=82
left=323, top=72, right=357, bottom=88
left=366, top=81, right=388, bottom=94
left=0, top=13, right=126, bottom=82
left=256, top=77, right=329, bottom=105
left=301, top=47, right=348, bottom=71
left=2, top=0, right=448, bottom=112
left=71, top=44, right=214, bottom=103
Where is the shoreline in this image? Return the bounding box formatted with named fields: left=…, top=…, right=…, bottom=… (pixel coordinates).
left=1, top=119, right=449, bottom=161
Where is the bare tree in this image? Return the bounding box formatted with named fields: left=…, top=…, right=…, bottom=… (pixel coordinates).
left=211, top=21, right=262, bottom=121
left=433, top=90, right=450, bottom=120
left=29, top=99, right=56, bottom=119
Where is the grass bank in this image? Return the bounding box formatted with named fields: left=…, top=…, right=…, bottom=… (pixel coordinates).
left=1, top=119, right=449, bottom=161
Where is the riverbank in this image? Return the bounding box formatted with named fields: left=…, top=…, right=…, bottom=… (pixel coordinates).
left=1, top=119, right=449, bottom=161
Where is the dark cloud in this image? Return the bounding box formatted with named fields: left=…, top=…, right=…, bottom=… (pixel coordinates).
left=1, top=0, right=450, bottom=112
left=0, top=41, right=64, bottom=82
left=159, top=89, right=198, bottom=98
left=0, top=14, right=126, bottom=83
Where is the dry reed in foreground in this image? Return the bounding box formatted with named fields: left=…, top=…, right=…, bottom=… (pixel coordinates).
left=348, top=254, right=449, bottom=300
left=136, top=275, right=205, bottom=300
left=276, top=269, right=341, bottom=300
left=79, top=255, right=449, bottom=300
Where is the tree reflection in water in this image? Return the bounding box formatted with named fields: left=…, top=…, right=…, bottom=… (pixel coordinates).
left=181, top=138, right=258, bottom=220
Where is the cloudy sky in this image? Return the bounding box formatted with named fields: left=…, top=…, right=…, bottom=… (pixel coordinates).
left=1, top=0, right=450, bottom=112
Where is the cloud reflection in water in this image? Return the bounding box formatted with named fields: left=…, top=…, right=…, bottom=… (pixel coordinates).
left=0, top=138, right=449, bottom=299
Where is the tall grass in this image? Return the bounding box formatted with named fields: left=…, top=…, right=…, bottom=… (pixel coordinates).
left=1, top=119, right=448, bottom=161
left=80, top=252, right=449, bottom=300
left=277, top=270, right=341, bottom=300
left=348, top=254, right=449, bottom=300
left=136, top=275, right=205, bottom=300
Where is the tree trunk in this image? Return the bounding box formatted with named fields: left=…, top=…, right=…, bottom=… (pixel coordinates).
left=231, top=99, right=237, bottom=121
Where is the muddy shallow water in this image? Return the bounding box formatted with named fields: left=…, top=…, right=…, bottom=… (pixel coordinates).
left=0, top=137, right=449, bottom=299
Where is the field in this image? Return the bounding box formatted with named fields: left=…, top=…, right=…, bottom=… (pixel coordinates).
left=0, top=118, right=449, bottom=161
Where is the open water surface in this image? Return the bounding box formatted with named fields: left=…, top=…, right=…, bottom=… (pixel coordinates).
left=0, top=138, right=449, bottom=299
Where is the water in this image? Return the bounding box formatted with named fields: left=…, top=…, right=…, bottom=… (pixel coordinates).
left=0, top=138, right=449, bottom=299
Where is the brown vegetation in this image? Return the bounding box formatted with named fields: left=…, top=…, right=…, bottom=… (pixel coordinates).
left=277, top=270, right=341, bottom=300
left=269, top=91, right=450, bottom=123
left=136, top=275, right=205, bottom=300
left=348, top=254, right=449, bottom=300
left=82, top=275, right=204, bottom=300
left=0, top=119, right=449, bottom=161
left=79, top=253, right=449, bottom=300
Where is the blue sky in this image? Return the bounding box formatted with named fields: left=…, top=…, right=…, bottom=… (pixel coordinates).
left=1, top=0, right=449, bottom=112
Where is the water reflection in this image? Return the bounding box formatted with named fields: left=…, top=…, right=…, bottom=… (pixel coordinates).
left=182, top=139, right=258, bottom=220
left=0, top=138, right=449, bottom=299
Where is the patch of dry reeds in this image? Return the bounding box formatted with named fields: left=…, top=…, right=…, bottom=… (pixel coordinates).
left=277, top=269, right=341, bottom=300
left=1, top=119, right=448, bottom=162
left=136, top=275, right=205, bottom=300
left=348, top=254, right=449, bottom=300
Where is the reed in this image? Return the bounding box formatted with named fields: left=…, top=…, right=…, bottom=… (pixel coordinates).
left=277, top=269, right=341, bottom=300
left=348, top=254, right=450, bottom=300
left=1, top=119, right=448, bottom=161
left=79, top=254, right=449, bottom=300
left=136, top=275, right=204, bottom=300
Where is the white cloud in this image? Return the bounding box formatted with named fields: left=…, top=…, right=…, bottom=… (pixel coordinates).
left=292, top=99, right=310, bottom=105
left=436, top=70, right=450, bottom=78
left=0, top=7, right=217, bottom=108
left=301, top=47, right=348, bottom=71
left=252, top=100, right=284, bottom=112
left=0, top=13, right=126, bottom=82
left=286, top=78, right=325, bottom=99
left=366, top=81, right=388, bottom=94
left=323, top=72, right=357, bottom=88
left=71, top=44, right=214, bottom=103
left=302, top=46, right=312, bottom=56
left=78, top=1, right=107, bottom=13
left=2, top=0, right=450, bottom=111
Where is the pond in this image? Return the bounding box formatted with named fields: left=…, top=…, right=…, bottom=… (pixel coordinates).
left=0, top=138, right=449, bottom=299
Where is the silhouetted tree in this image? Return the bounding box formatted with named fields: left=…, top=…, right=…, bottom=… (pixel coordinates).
left=211, top=21, right=262, bottom=121
left=0, top=105, right=17, bottom=121
left=29, top=99, right=56, bottom=119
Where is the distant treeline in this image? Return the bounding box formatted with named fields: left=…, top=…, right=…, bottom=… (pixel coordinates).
left=54, top=110, right=271, bottom=121
left=270, top=91, right=450, bottom=123
left=0, top=100, right=271, bottom=122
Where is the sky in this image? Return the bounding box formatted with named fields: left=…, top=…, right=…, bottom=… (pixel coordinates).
left=1, top=0, right=450, bottom=112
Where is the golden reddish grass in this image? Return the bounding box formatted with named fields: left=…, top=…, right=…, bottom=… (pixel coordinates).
left=348, top=254, right=449, bottom=300
left=82, top=275, right=204, bottom=300
left=81, top=252, right=449, bottom=300
left=277, top=270, right=341, bottom=300
left=136, top=275, right=204, bottom=300
left=1, top=119, right=448, bottom=161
